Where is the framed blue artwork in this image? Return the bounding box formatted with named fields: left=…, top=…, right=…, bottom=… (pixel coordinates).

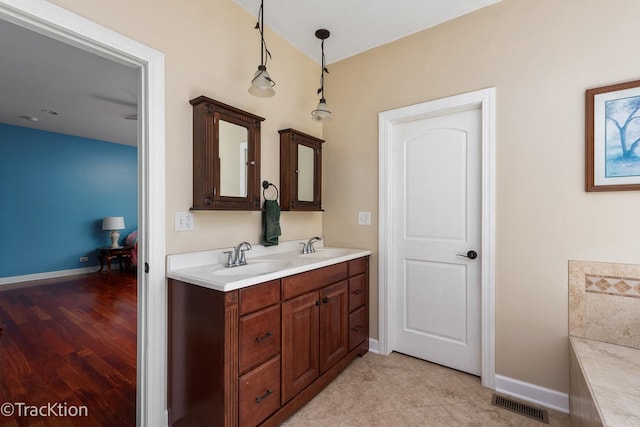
left=586, top=79, right=640, bottom=191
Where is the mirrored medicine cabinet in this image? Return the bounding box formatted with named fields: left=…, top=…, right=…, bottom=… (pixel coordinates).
left=190, top=96, right=264, bottom=210
left=279, top=128, right=324, bottom=211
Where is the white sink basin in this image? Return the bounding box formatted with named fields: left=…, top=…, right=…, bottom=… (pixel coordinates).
left=299, top=248, right=350, bottom=259
left=210, top=260, right=292, bottom=277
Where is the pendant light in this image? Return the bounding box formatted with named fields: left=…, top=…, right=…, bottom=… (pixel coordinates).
left=248, top=0, right=275, bottom=98
left=311, top=29, right=331, bottom=121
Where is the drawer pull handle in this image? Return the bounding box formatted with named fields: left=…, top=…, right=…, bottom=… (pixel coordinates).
left=351, top=325, right=363, bottom=332
left=255, top=389, right=273, bottom=404
left=352, top=289, right=362, bottom=295
left=255, top=332, right=273, bottom=343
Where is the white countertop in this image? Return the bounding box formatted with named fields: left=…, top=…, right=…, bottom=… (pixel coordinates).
left=166, top=240, right=371, bottom=292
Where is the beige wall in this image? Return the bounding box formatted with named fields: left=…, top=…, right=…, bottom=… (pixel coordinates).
left=49, top=0, right=640, bottom=395
left=50, top=0, right=323, bottom=254
left=324, top=0, right=640, bottom=393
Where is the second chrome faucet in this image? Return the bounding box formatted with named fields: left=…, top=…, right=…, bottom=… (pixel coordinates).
left=300, top=236, right=322, bottom=254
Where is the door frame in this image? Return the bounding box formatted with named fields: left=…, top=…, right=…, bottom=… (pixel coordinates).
left=378, top=87, right=496, bottom=389
left=0, top=1, right=167, bottom=425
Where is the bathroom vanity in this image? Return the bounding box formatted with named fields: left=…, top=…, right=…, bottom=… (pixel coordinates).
left=166, top=242, right=370, bottom=426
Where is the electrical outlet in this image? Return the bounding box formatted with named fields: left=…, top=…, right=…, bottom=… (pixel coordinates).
left=79, top=256, right=89, bottom=262
left=175, top=212, right=194, bottom=231
left=358, top=211, right=371, bottom=225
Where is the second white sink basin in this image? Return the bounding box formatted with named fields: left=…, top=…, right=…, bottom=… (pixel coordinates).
left=211, top=260, right=293, bottom=277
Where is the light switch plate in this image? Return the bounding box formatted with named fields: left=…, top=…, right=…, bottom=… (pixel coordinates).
left=358, top=211, right=371, bottom=225
left=175, top=212, right=194, bottom=231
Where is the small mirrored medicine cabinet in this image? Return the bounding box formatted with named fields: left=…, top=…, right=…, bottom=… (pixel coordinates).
left=190, top=96, right=264, bottom=210
left=279, top=128, right=324, bottom=211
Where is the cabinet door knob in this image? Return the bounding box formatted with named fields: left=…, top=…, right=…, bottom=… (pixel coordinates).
left=315, top=300, right=321, bottom=306
left=322, top=296, right=329, bottom=304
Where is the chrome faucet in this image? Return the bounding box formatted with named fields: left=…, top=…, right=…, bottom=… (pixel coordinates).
left=300, top=236, right=322, bottom=254
left=224, top=241, right=252, bottom=267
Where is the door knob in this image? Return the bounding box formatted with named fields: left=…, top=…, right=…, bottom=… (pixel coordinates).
left=456, top=250, right=478, bottom=260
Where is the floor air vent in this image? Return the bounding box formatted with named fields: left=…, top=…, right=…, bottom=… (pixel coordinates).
left=491, top=394, right=549, bottom=423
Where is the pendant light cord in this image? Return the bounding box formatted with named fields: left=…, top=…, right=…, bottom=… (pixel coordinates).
left=256, top=1, right=272, bottom=68
left=317, top=38, right=329, bottom=101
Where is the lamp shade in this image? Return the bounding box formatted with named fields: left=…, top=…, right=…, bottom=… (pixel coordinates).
left=311, top=99, right=332, bottom=121
left=248, top=66, right=275, bottom=98
left=102, top=216, right=125, bottom=231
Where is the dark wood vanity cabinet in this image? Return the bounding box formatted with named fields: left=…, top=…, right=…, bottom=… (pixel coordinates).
left=168, top=257, right=369, bottom=427
left=279, top=128, right=324, bottom=211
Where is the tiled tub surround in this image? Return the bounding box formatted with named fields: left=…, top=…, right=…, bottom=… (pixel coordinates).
left=570, top=337, right=640, bottom=427
left=568, top=261, right=640, bottom=426
left=569, top=261, right=640, bottom=348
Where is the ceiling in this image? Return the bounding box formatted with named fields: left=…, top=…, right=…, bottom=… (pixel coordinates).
left=233, top=0, right=503, bottom=64
left=0, top=19, right=138, bottom=146
left=0, top=0, right=501, bottom=147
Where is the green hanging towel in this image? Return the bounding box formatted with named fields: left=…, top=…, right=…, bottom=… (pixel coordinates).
left=261, top=199, right=282, bottom=246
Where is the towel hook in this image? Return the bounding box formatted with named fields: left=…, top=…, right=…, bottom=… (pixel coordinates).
left=262, top=181, right=279, bottom=201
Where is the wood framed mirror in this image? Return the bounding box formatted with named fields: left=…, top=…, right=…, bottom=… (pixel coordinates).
left=190, top=96, right=264, bottom=210
left=279, top=128, right=324, bottom=211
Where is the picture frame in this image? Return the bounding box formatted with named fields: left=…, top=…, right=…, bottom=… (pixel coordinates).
left=586, top=79, right=640, bottom=191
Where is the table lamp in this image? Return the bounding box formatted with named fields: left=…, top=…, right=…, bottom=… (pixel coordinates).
left=102, top=216, right=125, bottom=248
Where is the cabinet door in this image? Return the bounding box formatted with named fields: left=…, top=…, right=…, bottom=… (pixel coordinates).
left=319, top=281, right=349, bottom=373
left=282, top=291, right=319, bottom=403
left=279, top=128, right=324, bottom=211
left=190, top=96, right=264, bottom=210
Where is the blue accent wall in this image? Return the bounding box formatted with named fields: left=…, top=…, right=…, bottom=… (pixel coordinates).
left=0, top=123, right=137, bottom=277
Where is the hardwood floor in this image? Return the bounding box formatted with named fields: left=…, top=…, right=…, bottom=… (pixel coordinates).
left=0, top=270, right=137, bottom=426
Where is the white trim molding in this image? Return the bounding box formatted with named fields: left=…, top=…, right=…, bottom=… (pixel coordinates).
left=0, top=267, right=99, bottom=286
left=378, top=87, right=496, bottom=389
left=495, top=374, right=570, bottom=414
left=368, top=338, right=380, bottom=354
left=0, top=1, right=167, bottom=426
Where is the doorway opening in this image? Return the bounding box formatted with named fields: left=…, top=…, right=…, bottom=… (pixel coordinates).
left=0, top=1, right=166, bottom=425
left=378, top=87, right=496, bottom=389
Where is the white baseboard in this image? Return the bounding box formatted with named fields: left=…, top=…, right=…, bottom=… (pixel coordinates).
left=368, top=338, right=380, bottom=354
left=0, top=266, right=100, bottom=286
left=495, top=374, right=569, bottom=414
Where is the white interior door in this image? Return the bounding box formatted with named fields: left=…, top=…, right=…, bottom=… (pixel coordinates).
left=391, top=106, right=482, bottom=375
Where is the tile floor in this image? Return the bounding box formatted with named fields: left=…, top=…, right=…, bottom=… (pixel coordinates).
left=283, top=352, right=571, bottom=426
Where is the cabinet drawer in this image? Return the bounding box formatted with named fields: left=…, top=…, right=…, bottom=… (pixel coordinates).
left=239, top=355, right=281, bottom=427
left=348, top=257, right=366, bottom=277
left=239, top=305, right=281, bottom=374
left=348, top=306, right=366, bottom=351
left=348, top=274, right=366, bottom=312
left=282, top=262, right=347, bottom=300
left=239, top=279, right=280, bottom=315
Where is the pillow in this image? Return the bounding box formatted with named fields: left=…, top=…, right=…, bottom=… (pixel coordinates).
left=125, top=230, right=138, bottom=266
